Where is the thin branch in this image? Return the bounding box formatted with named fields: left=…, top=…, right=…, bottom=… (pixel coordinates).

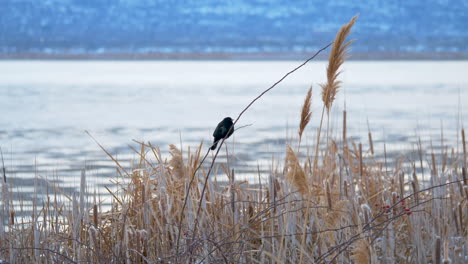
left=127, top=248, right=154, bottom=264
left=192, top=42, right=333, bottom=239
left=175, top=145, right=211, bottom=260
left=1, top=247, right=77, bottom=264
left=1, top=146, right=6, bottom=183
left=235, top=123, right=253, bottom=132
left=85, top=130, right=130, bottom=177
left=174, top=42, right=333, bottom=262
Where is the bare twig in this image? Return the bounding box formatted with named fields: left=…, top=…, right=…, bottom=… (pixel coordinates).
left=192, top=42, right=333, bottom=241
left=174, top=42, right=333, bottom=262
left=85, top=130, right=130, bottom=177
left=0, top=247, right=78, bottom=264
left=235, top=123, right=253, bottom=132
left=0, top=147, right=6, bottom=183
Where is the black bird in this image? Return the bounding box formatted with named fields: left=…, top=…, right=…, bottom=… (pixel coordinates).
left=211, top=117, right=234, bottom=150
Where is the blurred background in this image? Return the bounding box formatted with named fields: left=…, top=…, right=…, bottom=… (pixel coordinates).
left=0, top=0, right=467, bottom=201
left=1, top=0, right=467, bottom=59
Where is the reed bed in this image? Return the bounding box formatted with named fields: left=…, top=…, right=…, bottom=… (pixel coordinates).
left=1, top=124, right=467, bottom=263
left=1, top=16, right=467, bottom=263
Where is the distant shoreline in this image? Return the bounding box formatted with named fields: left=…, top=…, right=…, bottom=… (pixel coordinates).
left=1, top=51, right=467, bottom=60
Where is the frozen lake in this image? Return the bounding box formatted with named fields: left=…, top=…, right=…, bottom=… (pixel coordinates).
left=0, top=60, right=467, bottom=204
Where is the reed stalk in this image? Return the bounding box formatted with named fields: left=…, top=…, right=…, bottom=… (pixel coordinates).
left=1, top=15, right=466, bottom=264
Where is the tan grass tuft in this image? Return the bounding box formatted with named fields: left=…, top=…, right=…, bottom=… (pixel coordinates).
left=351, top=239, right=371, bottom=264
left=324, top=199, right=349, bottom=244
left=325, top=199, right=349, bottom=228
left=3, top=17, right=467, bottom=263
left=321, top=15, right=357, bottom=113
left=285, top=145, right=308, bottom=196
left=299, top=86, right=313, bottom=138
left=169, top=144, right=185, bottom=179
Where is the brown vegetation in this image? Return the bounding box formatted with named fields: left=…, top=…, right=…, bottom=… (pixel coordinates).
left=1, top=16, right=466, bottom=263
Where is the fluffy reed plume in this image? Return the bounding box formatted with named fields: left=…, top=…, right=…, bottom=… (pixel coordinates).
left=324, top=199, right=349, bottom=243
left=2, top=105, right=467, bottom=264
left=299, top=86, right=313, bottom=138
left=285, top=145, right=308, bottom=195
left=351, top=239, right=371, bottom=264
left=3, top=16, right=467, bottom=264
left=321, top=15, right=357, bottom=113
left=169, top=144, right=185, bottom=179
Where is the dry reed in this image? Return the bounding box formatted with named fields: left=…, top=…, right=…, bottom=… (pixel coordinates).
left=1, top=111, right=466, bottom=264
left=321, top=15, right=357, bottom=113
left=285, top=145, right=309, bottom=196
left=1, top=15, right=466, bottom=264
left=313, top=15, right=357, bottom=173
left=299, top=86, right=313, bottom=139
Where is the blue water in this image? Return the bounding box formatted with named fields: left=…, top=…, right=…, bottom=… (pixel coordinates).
left=0, top=60, right=467, bottom=208
left=1, top=1, right=467, bottom=56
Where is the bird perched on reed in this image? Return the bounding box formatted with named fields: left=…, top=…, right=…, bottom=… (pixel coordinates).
left=211, top=117, right=234, bottom=150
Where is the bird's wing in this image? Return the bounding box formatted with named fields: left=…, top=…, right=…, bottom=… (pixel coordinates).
left=227, top=124, right=234, bottom=137
left=213, top=124, right=222, bottom=137
left=219, top=126, right=227, bottom=136
left=213, top=125, right=227, bottom=138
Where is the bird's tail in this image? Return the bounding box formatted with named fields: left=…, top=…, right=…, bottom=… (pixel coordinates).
left=210, top=141, right=218, bottom=150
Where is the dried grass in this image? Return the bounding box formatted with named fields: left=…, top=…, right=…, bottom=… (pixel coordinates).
left=169, top=144, right=185, bottom=180
left=285, top=145, right=309, bottom=196
left=299, top=86, right=313, bottom=139
left=1, top=114, right=466, bottom=264
left=1, top=15, right=466, bottom=264
left=351, top=239, right=370, bottom=264
left=321, top=15, right=357, bottom=113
